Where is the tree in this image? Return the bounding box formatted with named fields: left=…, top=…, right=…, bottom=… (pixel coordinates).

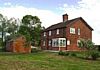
left=7, top=18, right=19, bottom=38
left=32, top=23, right=43, bottom=46
left=18, top=15, right=43, bottom=47
left=0, top=14, right=8, bottom=49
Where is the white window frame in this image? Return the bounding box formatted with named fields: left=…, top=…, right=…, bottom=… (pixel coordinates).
left=57, top=29, right=59, bottom=34
left=52, top=38, right=59, bottom=47
left=48, top=40, right=51, bottom=46
left=49, top=31, right=51, bottom=36
left=52, top=38, right=66, bottom=47
left=78, top=28, right=80, bottom=35
left=43, top=41, right=46, bottom=46
left=70, top=28, right=75, bottom=34
left=67, top=40, right=70, bottom=45
left=44, top=32, right=46, bottom=36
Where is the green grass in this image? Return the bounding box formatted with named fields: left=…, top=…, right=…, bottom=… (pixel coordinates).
left=0, top=51, right=100, bottom=70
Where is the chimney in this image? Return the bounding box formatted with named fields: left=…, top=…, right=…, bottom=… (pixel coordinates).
left=63, top=13, right=68, bottom=22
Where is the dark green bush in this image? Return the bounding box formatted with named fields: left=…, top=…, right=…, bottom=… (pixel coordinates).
left=70, top=53, right=77, bottom=57
left=64, top=52, right=69, bottom=56
left=58, top=51, right=65, bottom=55
left=91, top=51, right=99, bottom=60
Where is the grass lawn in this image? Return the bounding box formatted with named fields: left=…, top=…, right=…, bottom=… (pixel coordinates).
left=0, top=51, right=100, bottom=70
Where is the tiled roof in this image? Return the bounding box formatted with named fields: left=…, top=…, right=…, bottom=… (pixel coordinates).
left=44, top=17, right=93, bottom=31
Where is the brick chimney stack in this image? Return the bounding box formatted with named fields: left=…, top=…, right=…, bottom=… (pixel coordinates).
left=63, top=13, right=68, bottom=22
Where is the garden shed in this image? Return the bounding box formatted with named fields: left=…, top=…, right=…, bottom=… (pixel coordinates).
left=6, top=36, right=31, bottom=53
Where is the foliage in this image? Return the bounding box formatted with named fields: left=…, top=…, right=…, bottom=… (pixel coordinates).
left=78, top=38, right=94, bottom=50
left=58, top=51, right=65, bottom=55
left=78, top=38, right=99, bottom=60
left=64, top=52, right=69, bottom=56
left=0, top=14, right=19, bottom=51
left=91, top=51, right=99, bottom=60
left=18, top=15, right=43, bottom=47
left=22, top=15, right=41, bottom=26
left=0, top=14, right=8, bottom=49
left=70, top=52, right=77, bottom=57
left=7, top=18, right=19, bottom=37
left=18, top=25, right=31, bottom=42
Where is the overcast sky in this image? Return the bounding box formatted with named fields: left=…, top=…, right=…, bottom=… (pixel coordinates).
left=0, top=0, right=100, bottom=45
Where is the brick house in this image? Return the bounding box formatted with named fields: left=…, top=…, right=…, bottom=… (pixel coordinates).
left=41, top=14, right=93, bottom=51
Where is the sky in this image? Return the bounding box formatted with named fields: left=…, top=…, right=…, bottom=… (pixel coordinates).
left=0, top=0, right=100, bottom=45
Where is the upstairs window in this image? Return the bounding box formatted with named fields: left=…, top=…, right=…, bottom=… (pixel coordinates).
left=70, top=28, right=75, bottom=34
left=44, top=32, right=46, bottom=36
left=57, top=29, right=59, bottom=34
left=49, top=31, right=51, bottom=36
left=78, top=28, right=80, bottom=35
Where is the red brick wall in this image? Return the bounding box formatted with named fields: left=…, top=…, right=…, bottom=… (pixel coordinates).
left=66, top=20, right=92, bottom=51
left=41, top=28, right=66, bottom=50
left=6, top=36, right=31, bottom=53
left=41, top=19, right=92, bottom=51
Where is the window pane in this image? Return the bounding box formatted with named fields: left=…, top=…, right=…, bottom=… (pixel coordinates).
left=48, top=40, right=51, bottom=46
left=67, top=40, right=70, bottom=45
left=43, top=41, right=45, bottom=46
left=63, top=40, right=66, bottom=46
left=78, top=28, right=80, bottom=35
left=57, top=29, right=59, bottom=34
left=44, top=32, right=46, bottom=36
left=70, top=28, right=75, bottom=34
left=60, top=40, right=63, bottom=46
left=49, top=31, right=51, bottom=36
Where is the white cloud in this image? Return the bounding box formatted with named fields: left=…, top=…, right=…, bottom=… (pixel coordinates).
left=59, top=0, right=100, bottom=45
left=4, top=2, right=12, bottom=6
left=0, top=5, right=62, bottom=28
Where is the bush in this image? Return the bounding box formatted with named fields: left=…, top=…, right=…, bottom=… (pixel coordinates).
left=58, top=51, right=65, bottom=55
left=70, top=53, right=77, bottom=57
left=64, top=52, right=69, bottom=56
left=31, top=48, right=40, bottom=53
left=91, top=51, right=99, bottom=60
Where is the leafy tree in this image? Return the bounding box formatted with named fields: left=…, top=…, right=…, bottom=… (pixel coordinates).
left=0, top=14, right=20, bottom=51
left=0, top=14, right=8, bottom=49
left=32, top=23, right=43, bottom=46
left=18, top=15, right=43, bottom=47
left=7, top=18, right=19, bottom=38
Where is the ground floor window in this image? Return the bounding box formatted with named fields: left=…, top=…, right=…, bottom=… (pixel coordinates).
left=52, top=38, right=59, bottom=47
left=52, top=38, right=66, bottom=47
left=48, top=40, right=52, bottom=46
left=43, top=41, right=46, bottom=46
left=67, top=40, right=70, bottom=45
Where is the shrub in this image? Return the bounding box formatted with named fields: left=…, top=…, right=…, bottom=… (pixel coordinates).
left=70, top=53, right=77, bottom=57
left=58, top=51, right=65, bottom=55
left=31, top=48, right=39, bottom=53
left=91, top=51, right=99, bottom=60
left=64, top=52, right=69, bottom=56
